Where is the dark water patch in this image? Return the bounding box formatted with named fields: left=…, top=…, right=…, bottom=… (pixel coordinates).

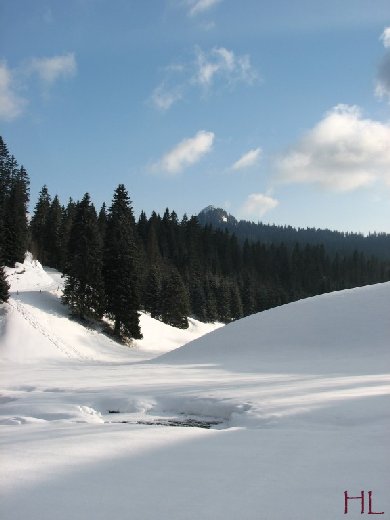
left=106, top=417, right=222, bottom=429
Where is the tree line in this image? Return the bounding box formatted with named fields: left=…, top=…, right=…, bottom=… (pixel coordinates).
left=1, top=135, right=390, bottom=342
left=28, top=184, right=390, bottom=340
left=0, top=136, right=30, bottom=303
left=198, top=206, right=390, bottom=260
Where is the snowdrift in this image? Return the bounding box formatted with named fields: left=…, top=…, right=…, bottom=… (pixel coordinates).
left=157, top=282, right=390, bottom=373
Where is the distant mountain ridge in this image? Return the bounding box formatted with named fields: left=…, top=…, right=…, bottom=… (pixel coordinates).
left=197, top=206, right=390, bottom=260
left=198, top=206, right=237, bottom=225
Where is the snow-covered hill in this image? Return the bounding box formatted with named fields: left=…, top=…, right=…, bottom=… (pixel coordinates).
left=0, top=255, right=389, bottom=520
left=1, top=254, right=222, bottom=363
left=157, top=282, right=390, bottom=373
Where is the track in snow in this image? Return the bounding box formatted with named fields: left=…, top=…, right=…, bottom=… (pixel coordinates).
left=8, top=298, right=92, bottom=361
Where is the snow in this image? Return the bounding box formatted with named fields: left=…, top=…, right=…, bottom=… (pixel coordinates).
left=0, top=254, right=389, bottom=519
left=157, top=282, right=390, bottom=373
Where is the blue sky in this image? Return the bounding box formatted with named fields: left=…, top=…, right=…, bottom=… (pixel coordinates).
left=1, top=0, right=390, bottom=233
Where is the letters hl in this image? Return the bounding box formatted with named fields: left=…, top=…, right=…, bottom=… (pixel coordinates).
left=344, top=491, right=384, bottom=515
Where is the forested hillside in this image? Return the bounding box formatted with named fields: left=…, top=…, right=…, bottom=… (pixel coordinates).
left=1, top=135, right=390, bottom=339
left=29, top=185, right=390, bottom=338
left=198, top=206, right=390, bottom=259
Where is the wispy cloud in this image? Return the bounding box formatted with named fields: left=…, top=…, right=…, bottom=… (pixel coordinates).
left=376, top=27, right=390, bottom=101
left=29, top=53, right=77, bottom=85
left=276, top=105, right=390, bottom=191
left=150, top=45, right=259, bottom=111
left=193, top=46, right=258, bottom=88
left=0, top=61, right=27, bottom=121
left=0, top=53, right=77, bottom=122
left=154, top=130, right=215, bottom=174
left=240, top=193, right=279, bottom=219
left=232, top=147, right=262, bottom=170
left=187, top=0, right=222, bottom=17
left=151, top=83, right=183, bottom=111
left=380, top=27, right=390, bottom=48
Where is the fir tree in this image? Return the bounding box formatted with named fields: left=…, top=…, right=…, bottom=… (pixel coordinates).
left=0, top=264, right=10, bottom=303
left=204, top=277, right=218, bottom=322
left=103, top=185, right=142, bottom=339
left=62, top=194, right=105, bottom=320
left=45, top=195, right=63, bottom=268
left=160, top=266, right=190, bottom=329
left=30, top=185, right=51, bottom=263
left=216, top=279, right=231, bottom=322
left=0, top=137, right=11, bottom=257
left=229, top=280, right=244, bottom=320
left=98, top=203, right=107, bottom=241
left=58, top=198, right=76, bottom=271
left=143, top=264, right=162, bottom=319
left=3, top=163, right=30, bottom=266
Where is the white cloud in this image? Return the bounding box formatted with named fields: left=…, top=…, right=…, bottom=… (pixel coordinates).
left=240, top=193, right=279, bottom=219
left=150, top=45, right=258, bottom=111
left=151, top=83, right=183, bottom=111
left=380, top=27, right=390, bottom=48
left=376, top=27, right=390, bottom=101
left=0, top=61, right=26, bottom=121
left=194, top=46, right=258, bottom=88
left=29, top=53, right=76, bottom=84
left=154, top=130, right=215, bottom=174
left=232, top=147, right=262, bottom=170
left=276, top=104, right=390, bottom=191
left=188, top=0, right=222, bottom=16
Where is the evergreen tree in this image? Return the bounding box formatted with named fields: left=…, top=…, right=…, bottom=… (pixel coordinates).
left=3, top=164, right=30, bottom=266
left=0, top=137, right=29, bottom=267
left=0, top=137, right=11, bottom=257
left=229, top=280, right=244, bottom=320
left=216, top=279, right=231, bottom=322
left=143, top=264, right=162, bottom=319
left=0, top=265, right=10, bottom=303
left=30, top=185, right=51, bottom=263
left=103, top=185, right=142, bottom=339
left=45, top=195, right=63, bottom=268
left=62, top=194, right=105, bottom=320
left=160, top=266, right=190, bottom=329
left=97, top=203, right=107, bottom=241
left=58, top=198, right=76, bottom=271
left=204, top=277, right=218, bottom=322
left=189, top=278, right=208, bottom=321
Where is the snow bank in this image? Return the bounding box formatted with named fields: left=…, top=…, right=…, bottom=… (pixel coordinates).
left=157, top=283, right=390, bottom=373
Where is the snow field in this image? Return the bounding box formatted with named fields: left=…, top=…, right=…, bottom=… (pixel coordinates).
left=0, top=255, right=389, bottom=519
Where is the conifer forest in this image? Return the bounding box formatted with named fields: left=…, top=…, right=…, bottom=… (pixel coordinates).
left=1, top=135, right=390, bottom=338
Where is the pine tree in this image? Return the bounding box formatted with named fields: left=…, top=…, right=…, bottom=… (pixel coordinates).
left=0, top=137, right=11, bottom=257
left=143, top=264, right=162, bottom=319
left=58, top=198, right=76, bottom=271
left=0, top=265, right=10, bottom=303
left=103, top=185, right=142, bottom=339
left=204, top=277, right=218, bottom=322
left=216, top=279, right=231, bottom=322
left=62, top=194, right=105, bottom=320
left=160, top=266, right=190, bottom=329
left=30, top=185, right=51, bottom=264
left=97, top=203, right=107, bottom=241
left=229, top=280, right=244, bottom=320
left=189, top=278, right=208, bottom=321
left=45, top=195, right=63, bottom=268
left=3, top=163, right=30, bottom=266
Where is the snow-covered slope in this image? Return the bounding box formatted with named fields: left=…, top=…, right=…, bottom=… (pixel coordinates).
left=1, top=255, right=389, bottom=520
left=1, top=254, right=222, bottom=363
left=157, top=282, right=390, bottom=373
